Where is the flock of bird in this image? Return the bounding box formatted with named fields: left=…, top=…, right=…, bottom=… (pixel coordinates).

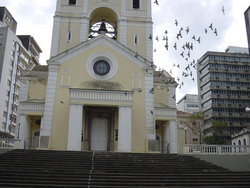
left=152, top=0, right=226, bottom=91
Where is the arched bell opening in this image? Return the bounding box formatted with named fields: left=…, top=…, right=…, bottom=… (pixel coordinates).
left=89, top=7, right=118, bottom=40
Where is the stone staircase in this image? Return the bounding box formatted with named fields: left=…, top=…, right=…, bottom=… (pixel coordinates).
left=0, top=149, right=250, bottom=187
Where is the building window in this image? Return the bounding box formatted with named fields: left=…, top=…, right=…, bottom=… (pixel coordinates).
left=67, top=30, right=72, bottom=42
left=69, top=0, right=76, bottom=5
left=243, top=139, right=246, bottom=145
left=93, top=60, right=111, bottom=76
left=134, top=34, right=139, bottom=46
left=133, top=0, right=140, bottom=9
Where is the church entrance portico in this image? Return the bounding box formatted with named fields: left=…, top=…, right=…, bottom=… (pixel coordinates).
left=85, top=106, right=117, bottom=152
left=67, top=88, right=133, bottom=152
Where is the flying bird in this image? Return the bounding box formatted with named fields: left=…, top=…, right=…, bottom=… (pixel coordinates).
left=197, top=36, right=201, bottom=44
left=205, top=28, right=208, bottom=33
left=148, top=34, right=152, bottom=40
left=180, top=51, right=184, bottom=57
left=209, top=23, right=213, bottom=30
left=214, top=28, right=218, bottom=36
left=175, top=19, right=178, bottom=26
left=222, top=6, right=225, bottom=15
left=192, top=35, right=196, bottom=40
left=149, top=88, right=154, bottom=94
left=154, top=0, right=159, bottom=5
left=173, top=42, right=177, bottom=50
left=186, top=26, right=190, bottom=34
left=155, top=36, right=159, bottom=41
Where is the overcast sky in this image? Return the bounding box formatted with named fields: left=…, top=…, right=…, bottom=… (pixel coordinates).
left=1, top=0, right=250, bottom=101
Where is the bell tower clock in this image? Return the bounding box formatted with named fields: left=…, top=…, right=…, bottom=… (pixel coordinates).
left=50, top=0, right=153, bottom=61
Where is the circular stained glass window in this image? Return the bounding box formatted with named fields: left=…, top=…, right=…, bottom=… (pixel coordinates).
left=93, top=60, right=111, bottom=76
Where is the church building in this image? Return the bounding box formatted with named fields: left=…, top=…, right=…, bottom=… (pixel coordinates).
left=18, top=0, right=178, bottom=153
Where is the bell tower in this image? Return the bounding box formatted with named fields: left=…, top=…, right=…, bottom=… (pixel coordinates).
left=50, top=0, right=153, bottom=61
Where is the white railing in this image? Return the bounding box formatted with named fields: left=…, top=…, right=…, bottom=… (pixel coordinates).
left=155, top=108, right=177, bottom=119
left=184, top=144, right=250, bottom=155
left=0, top=138, right=14, bottom=149
left=19, top=102, right=44, bottom=112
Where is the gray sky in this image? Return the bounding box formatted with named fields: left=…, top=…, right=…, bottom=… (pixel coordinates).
left=1, top=0, right=250, bottom=101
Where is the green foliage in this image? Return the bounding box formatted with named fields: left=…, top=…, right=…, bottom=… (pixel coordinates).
left=188, top=111, right=206, bottom=121
left=203, top=121, right=228, bottom=145
left=203, top=134, right=224, bottom=145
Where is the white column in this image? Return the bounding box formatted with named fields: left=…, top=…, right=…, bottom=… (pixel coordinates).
left=169, top=120, right=178, bottom=153
left=118, top=106, right=132, bottom=152
left=19, top=115, right=30, bottom=149
left=163, top=120, right=178, bottom=153
left=163, top=122, right=170, bottom=153
left=67, top=104, right=83, bottom=151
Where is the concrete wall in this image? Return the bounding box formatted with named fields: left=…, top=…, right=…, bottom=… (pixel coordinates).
left=194, top=154, right=250, bottom=172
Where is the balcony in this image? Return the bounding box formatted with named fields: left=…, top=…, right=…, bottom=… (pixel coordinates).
left=19, top=100, right=45, bottom=115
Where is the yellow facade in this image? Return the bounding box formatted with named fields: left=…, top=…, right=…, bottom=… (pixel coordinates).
left=19, top=0, right=178, bottom=153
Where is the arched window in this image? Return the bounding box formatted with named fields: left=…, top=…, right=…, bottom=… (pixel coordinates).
left=89, top=7, right=117, bottom=40
left=238, top=140, right=241, bottom=145
left=133, top=0, right=140, bottom=9
left=243, top=138, right=246, bottom=145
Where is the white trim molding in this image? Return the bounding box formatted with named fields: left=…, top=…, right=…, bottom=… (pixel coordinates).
left=19, top=101, right=45, bottom=115
left=155, top=107, right=177, bottom=120
left=70, top=89, right=133, bottom=102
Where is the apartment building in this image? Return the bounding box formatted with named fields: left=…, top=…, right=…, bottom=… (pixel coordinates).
left=197, top=47, right=250, bottom=144
left=0, top=7, right=42, bottom=139
left=177, top=94, right=199, bottom=114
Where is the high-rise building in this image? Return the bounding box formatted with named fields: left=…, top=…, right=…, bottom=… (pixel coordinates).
left=197, top=47, right=250, bottom=144
left=244, top=6, right=250, bottom=54
left=177, top=94, right=199, bottom=114
left=0, top=7, right=42, bottom=139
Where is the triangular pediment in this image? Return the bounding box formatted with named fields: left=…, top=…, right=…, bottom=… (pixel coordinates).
left=48, top=35, right=152, bottom=68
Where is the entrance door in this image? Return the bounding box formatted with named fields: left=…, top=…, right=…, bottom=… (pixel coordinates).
left=91, top=118, right=108, bottom=151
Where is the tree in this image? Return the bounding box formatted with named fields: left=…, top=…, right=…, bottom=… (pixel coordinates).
left=203, top=121, right=228, bottom=145
left=186, top=112, right=206, bottom=144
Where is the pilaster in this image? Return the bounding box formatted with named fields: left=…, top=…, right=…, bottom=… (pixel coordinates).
left=144, top=68, right=155, bottom=140
left=80, top=17, right=89, bottom=42
left=40, top=64, right=59, bottom=148
left=50, top=16, right=61, bottom=57
left=67, top=104, right=83, bottom=151
left=118, top=20, right=127, bottom=46
left=118, top=105, right=132, bottom=152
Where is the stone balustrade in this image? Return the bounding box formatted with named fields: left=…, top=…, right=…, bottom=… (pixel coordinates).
left=184, top=144, right=250, bottom=155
